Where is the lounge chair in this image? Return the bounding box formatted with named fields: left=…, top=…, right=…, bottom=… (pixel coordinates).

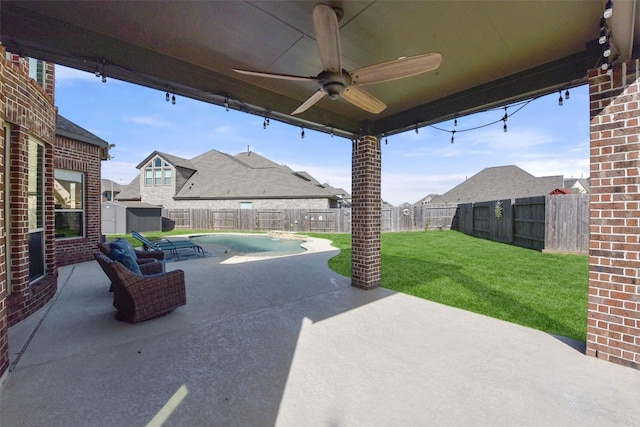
left=132, top=230, right=204, bottom=259
left=94, top=253, right=186, bottom=323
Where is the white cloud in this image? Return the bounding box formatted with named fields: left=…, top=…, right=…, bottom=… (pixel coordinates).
left=124, top=115, right=172, bottom=127
left=54, top=65, right=97, bottom=86
left=101, top=161, right=139, bottom=183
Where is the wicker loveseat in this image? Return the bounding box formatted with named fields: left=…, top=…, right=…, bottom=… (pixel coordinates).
left=94, top=252, right=186, bottom=323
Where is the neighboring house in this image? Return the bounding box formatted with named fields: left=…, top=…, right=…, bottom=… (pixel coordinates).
left=424, top=165, right=568, bottom=205
left=0, top=49, right=110, bottom=377
left=116, top=149, right=348, bottom=210
left=101, top=179, right=122, bottom=202
left=564, top=177, right=590, bottom=194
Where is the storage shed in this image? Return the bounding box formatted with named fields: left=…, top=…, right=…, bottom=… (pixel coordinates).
left=102, top=201, right=162, bottom=234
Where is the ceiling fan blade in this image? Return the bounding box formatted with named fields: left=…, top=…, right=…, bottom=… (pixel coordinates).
left=313, top=3, right=342, bottom=74
left=349, top=53, right=442, bottom=86
left=292, top=89, right=327, bottom=115
left=342, top=86, right=386, bottom=114
left=233, top=69, right=317, bottom=82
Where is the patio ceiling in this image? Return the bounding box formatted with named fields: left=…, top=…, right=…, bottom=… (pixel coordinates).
left=2, top=1, right=639, bottom=138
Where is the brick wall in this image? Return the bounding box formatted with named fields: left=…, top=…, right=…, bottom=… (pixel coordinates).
left=587, top=59, right=640, bottom=369
left=54, top=136, right=104, bottom=266
left=1, top=47, right=8, bottom=378
left=0, top=47, right=58, bottom=377
left=351, top=136, right=381, bottom=289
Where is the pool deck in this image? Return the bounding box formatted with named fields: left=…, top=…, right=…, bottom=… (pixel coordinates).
left=1, top=236, right=639, bottom=426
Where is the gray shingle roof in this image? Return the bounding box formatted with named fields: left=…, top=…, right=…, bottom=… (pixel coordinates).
left=431, top=165, right=564, bottom=204
left=56, top=115, right=109, bottom=147
left=136, top=151, right=195, bottom=170
left=173, top=150, right=337, bottom=199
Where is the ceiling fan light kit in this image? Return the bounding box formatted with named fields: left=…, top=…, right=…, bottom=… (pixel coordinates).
left=233, top=3, right=442, bottom=115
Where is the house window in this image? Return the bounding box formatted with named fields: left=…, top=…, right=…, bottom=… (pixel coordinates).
left=55, top=170, right=84, bottom=238
left=240, top=202, right=253, bottom=210
left=144, top=157, right=172, bottom=186
left=28, top=137, right=45, bottom=281
left=28, top=57, right=45, bottom=87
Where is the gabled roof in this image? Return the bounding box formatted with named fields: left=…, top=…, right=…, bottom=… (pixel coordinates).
left=431, top=165, right=564, bottom=204
left=136, top=151, right=195, bottom=171
left=113, top=175, right=141, bottom=201
left=564, top=178, right=591, bottom=193
left=173, top=149, right=338, bottom=200
left=56, top=115, right=109, bottom=148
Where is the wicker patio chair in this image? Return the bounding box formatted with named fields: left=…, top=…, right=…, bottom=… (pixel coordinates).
left=98, top=241, right=164, bottom=291
left=93, top=253, right=186, bottom=323
left=99, top=240, right=166, bottom=263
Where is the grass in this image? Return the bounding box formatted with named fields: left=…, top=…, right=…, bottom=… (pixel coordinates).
left=108, top=229, right=589, bottom=341
left=309, top=230, right=589, bottom=341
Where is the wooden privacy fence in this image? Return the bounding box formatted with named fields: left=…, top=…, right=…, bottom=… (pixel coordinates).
left=162, top=194, right=588, bottom=253
left=163, top=204, right=459, bottom=234
left=456, top=194, right=589, bottom=253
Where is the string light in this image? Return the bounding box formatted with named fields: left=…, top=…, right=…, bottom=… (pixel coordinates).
left=224, top=96, right=229, bottom=112
left=431, top=95, right=546, bottom=144
left=503, top=106, right=508, bottom=132
left=558, top=90, right=563, bottom=106
left=415, top=123, right=419, bottom=134
left=330, top=128, right=334, bottom=138
left=165, top=91, right=170, bottom=102
left=603, top=0, right=613, bottom=19
left=263, top=117, right=268, bottom=129
left=301, top=127, right=305, bottom=139
left=172, top=93, right=176, bottom=104
left=385, top=137, right=388, bottom=145
left=565, top=89, right=570, bottom=100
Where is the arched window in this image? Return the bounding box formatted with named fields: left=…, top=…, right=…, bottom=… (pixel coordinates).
left=144, top=157, right=172, bottom=186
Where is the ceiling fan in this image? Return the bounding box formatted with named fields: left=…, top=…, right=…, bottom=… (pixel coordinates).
left=233, top=3, right=442, bottom=115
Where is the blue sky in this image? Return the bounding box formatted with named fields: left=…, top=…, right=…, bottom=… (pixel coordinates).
left=54, top=66, right=590, bottom=206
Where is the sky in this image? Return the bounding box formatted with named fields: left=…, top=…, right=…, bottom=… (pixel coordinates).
left=54, top=66, right=590, bottom=206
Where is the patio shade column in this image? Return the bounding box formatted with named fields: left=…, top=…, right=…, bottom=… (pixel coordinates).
left=587, top=59, right=640, bottom=369
left=351, top=135, right=381, bottom=290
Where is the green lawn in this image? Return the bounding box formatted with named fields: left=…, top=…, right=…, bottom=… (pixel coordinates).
left=309, top=230, right=589, bottom=341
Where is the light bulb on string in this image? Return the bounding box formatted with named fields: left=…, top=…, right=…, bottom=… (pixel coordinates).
left=301, top=127, right=305, bottom=139
left=565, top=89, right=570, bottom=100
left=172, top=94, right=176, bottom=105
left=502, top=106, right=508, bottom=132
left=165, top=92, right=170, bottom=102
left=263, top=117, right=267, bottom=129
left=224, top=97, right=229, bottom=112
left=603, top=0, right=613, bottom=19
left=415, top=123, right=419, bottom=134
left=451, top=130, right=455, bottom=144
left=558, top=91, right=563, bottom=106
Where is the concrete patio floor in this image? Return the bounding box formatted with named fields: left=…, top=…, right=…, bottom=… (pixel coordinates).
left=1, top=237, right=639, bottom=426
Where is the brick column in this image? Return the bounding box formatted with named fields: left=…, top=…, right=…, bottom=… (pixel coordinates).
left=587, top=59, right=640, bottom=369
left=351, top=135, right=381, bottom=289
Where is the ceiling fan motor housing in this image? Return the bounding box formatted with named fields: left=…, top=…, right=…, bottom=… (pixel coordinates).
left=318, top=70, right=352, bottom=99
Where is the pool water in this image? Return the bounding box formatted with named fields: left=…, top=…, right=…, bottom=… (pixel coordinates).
left=190, top=234, right=306, bottom=256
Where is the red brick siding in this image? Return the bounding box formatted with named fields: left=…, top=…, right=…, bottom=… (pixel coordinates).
left=588, top=59, right=640, bottom=369
left=351, top=136, right=381, bottom=289
left=54, top=136, right=104, bottom=266
left=0, top=47, right=58, bottom=377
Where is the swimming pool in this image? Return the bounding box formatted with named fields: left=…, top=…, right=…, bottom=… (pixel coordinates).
left=190, top=233, right=307, bottom=256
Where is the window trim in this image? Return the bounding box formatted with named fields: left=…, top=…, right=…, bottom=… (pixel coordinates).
left=54, top=169, right=86, bottom=240
left=144, top=156, right=173, bottom=187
